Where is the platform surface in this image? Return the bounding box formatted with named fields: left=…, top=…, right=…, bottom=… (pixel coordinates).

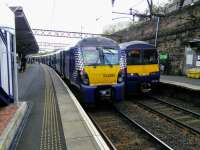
left=0, top=102, right=27, bottom=150
left=17, top=64, right=108, bottom=150
left=0, top=104, right=17, bottom=135
left=160, top=75, right=200, bottom=91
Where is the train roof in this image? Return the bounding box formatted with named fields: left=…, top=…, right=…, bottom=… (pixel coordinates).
left=119, top=41, right=155, bottom=50
left=75, top=37, right=119, bottom=49
left=64, top=46, right=75, bottom=51
left=30, top=51, right=57, bottom=58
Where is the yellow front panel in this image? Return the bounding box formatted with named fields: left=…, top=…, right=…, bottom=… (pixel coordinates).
left=84, top=65, right=120, bottom=86
left=127, top=64, right=159, bottom=76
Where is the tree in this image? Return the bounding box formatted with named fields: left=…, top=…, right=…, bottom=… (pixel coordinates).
left=147, top=0, right=153, bottom=19
left=179, top=0, right=185, bottom=9
left=167, top=0, right=185, bottom=10
left=103, top=21, right=132, bottom=34
left=111, top=0, right=115, bottom=6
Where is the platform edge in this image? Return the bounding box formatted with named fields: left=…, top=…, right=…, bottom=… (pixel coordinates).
left=160, top=79, right=200, bottom=91
left=52, top=70, right=110, bottom=150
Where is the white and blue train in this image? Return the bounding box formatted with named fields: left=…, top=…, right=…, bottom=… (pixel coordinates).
left=31, top=37, right=126, bottom=105
left=0, top=3, right=17, bottom=106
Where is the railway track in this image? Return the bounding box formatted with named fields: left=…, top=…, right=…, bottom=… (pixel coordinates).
left=88, top=106, right=172, bottom=150
left=137, top=95, right=200, bottom=135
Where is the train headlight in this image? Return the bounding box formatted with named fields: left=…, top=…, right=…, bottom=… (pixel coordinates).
left=128, top=73, right=139, bottom=76
left=117, top=70, right=125, bottom=83
left=151, top=79, right=159, bottom=83
left=80, top=71, right=89, bottom=85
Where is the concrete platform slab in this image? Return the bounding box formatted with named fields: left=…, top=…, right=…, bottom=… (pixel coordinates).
left=61, top=111, right=82, bottom=122
left=48, top=66, right=110, bottom=150
left=16, top=64, right=109, bottom=150
left=160, top=75, right=200, bottom=91
left=62, top=121, right=91, bottom=140
left=16, top=64, right=67, bottom=150
left=59, top=104, right=78, bottom=113
left=67, top=137, right=101, bottom=150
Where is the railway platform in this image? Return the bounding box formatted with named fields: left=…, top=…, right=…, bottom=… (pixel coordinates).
left=15, top=64, right=109, bottom=150
left=160, top=75, right=200, bottom=91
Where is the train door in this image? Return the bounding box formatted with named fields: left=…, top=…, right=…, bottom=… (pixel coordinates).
left=0, top=29, right=15, bottom=104
left=0, top=30, right=9, bottom=95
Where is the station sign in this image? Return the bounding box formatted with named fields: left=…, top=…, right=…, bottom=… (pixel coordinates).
left=159, top=52, right=168, bottom=60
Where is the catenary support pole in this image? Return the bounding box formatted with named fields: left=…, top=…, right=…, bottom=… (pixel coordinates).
left=155, top=16, right=160, bottom=47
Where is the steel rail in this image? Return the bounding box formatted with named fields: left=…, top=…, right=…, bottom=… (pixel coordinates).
left=87, top=113, right=118, bottom=150
left=114, top=106, right=173, bottom=150
left=149, top=96, right=200, bottom=118
left=137, top=99, right=200, bottom=135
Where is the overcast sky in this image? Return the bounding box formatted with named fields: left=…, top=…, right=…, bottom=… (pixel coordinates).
left=2, top=0, right=168, bottom=50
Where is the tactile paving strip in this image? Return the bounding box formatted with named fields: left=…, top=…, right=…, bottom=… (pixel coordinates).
left=40, top=66, right=66, bottom=150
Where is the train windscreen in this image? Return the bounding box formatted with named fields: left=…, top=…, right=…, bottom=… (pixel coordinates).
left=102, top=48, right=119, bottom=65
left=82, top=47, right=101, bottom=65
left=143, top=49, right=158, bottom=64
left=127, top=49, right=141, bottom=65
left=127, top=49, right=158, bottom=65
left=82, top=47, right=119, bottom=65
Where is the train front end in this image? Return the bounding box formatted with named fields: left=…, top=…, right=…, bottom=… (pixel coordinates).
left=120, top=41, right=160, bottom=93
left=77, top=37, right=125, bottom=104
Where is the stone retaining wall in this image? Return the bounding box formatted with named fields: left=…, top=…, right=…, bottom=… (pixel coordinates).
left=112, top=2, right=200, bottom=75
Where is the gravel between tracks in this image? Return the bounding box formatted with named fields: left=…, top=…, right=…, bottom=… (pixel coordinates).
left=116, top=101, right=200, bottom=150
left=89, top=109, right=162, bottom=150
left=155, top=95, right=200, bottom=114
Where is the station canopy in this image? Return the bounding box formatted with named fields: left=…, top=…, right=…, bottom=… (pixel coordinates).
left=10, top=6, right=39, bottom=55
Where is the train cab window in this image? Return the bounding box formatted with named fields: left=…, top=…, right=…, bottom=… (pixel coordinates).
left=127, top=49, right=141, bottom=65
left=102, top=48, right=119, bottom=65
left=82, top=47, right=101, bottom=65
left=143, top=49, right=158, bottom=64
